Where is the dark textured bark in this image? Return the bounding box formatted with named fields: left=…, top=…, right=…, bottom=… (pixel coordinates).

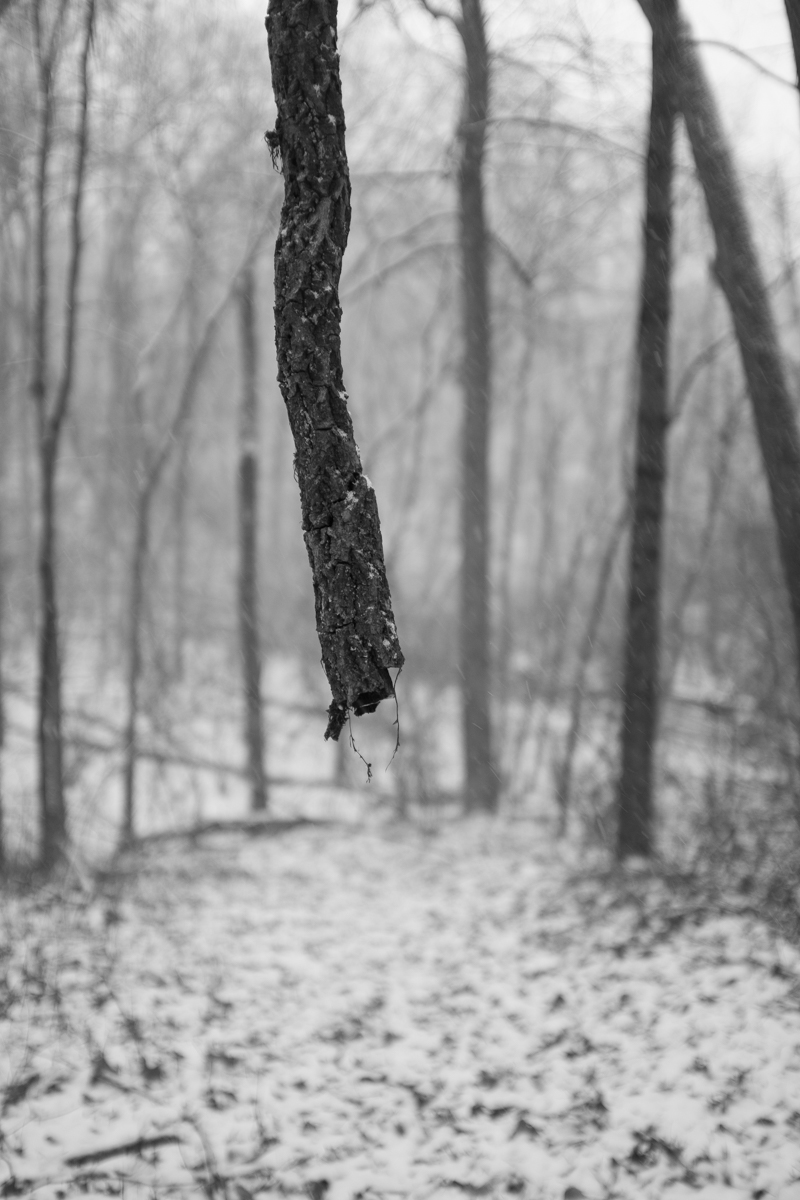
left=637, top=0, right=800, bottom=698
left=237, top=265, right=268, bottom=812
left=457, top=0, right=498, bottom=813
left=266, top=0, right=403, bottom=741
left=784, top=0, right=800, bottom=98
left=616, top=3, right=677, bottom=859
left=32, top=0, right=95, bottom=868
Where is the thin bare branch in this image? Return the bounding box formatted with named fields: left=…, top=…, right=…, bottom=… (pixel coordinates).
left=669, top=332, right=731, bottom=423
left=490, top=232, right=535, bottom=288
left=695, top=38, right=797, bottom=90
left=487, top=115, right=643, bottom=162
left=417, top=0, right=463, bottom=33
left=141, top=214, right=277, bottom=505
left=342, top=239, right=453, bottom=301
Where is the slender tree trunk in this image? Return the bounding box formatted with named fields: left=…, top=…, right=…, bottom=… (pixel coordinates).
left=119, top=289, right=230, bottom=845
left=496, top=306, right=535, bottom=767
left=237, top=265, right=268, bottom=812
left=38, top=438, right=66, bottom=864
left=172, top=432, right=190, bottom=681
left=0, top=241, right=21, bottom=869
left=616, top=0, right=677, bottom=859
left=457, top=0, right=498, bottom=813
left=638, top=0, right=800, bottom=698
left=266, top=0, right=403, bottom=742
left=557, top=505, right=629, bottom=835
left=32, top=4, right=60, bottom=869
left=122, top=499, right=147, bottom=843
left=784, top=1, right=800, bottom=97
left=662, top=392, right=742, bottom=694
left=0, top=365, right=7, bottom=870
left=31, top=0, right=95, bottom=868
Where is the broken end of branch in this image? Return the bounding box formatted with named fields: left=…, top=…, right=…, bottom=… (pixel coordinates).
left=325, top=702, right=348, bottom=742
left=324, top=666, right=398, bottom=741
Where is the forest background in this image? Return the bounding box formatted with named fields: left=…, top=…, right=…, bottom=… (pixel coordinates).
left=2, top=0, right=800, bottom=886
left=5, top=2, right=800, bottom=1194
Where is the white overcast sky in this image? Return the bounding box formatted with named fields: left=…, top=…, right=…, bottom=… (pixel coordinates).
left=575, top=0, right=800, bottom=173
left=245, top=0, right=800, bottom=179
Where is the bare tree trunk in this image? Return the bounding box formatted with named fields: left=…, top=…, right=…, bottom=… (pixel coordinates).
left=120, top=292, right=229, bottom=844
left=172, top=431, right=190, bottom=681
left=0, top=223, right=19, bottom=869
left=122, top=500, right=147, bottom=842
left=37, top=439, right=66, bottom=865
left=495, top=303, right=535, bottom=765
left=0, top=378, right=7, bottom=870
left=662, top=391, right=743, bottom=695
left=616, top=0, right=677, bottom=859
left=266, top=0, right=403, bottom=742
left=556, top=505, right=629, bottom=835
left=456, top=0, right=498, bottom=813
left=237, top=264, right=268, bottom=812
left=638, top=0, right=800, bottom=698
left=784, top=1, right=800, bottom=96
left=32, top=0, right=95, bottom=869
left=32, top=3, right=61, bottom=870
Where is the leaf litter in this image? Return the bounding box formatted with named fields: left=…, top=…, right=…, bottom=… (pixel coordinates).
left=1, top=817, right=799, bottom=1199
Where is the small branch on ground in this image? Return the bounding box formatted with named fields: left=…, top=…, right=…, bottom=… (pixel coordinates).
left=65, top=1133, right=182, bottom=1167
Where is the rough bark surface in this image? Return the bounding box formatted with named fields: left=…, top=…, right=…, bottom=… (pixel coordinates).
left=637, top=0, right=800, bottom=693
left=616, top=2, right=677, bottom=859
left=237, top=265, right=268, bottom=812
left=457, top=0, right=498, bottom=813
left=266, top=0, right=403, bottom=740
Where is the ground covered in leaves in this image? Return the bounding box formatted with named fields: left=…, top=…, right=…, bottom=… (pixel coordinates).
left=1, top=818, right=800, bottom=1199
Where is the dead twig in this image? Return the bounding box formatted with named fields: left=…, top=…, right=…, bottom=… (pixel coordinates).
left=65, top=1133, right=182, bottom=1167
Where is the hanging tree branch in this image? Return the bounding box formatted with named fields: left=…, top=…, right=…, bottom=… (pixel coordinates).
left=266, top=0, right=403, bottom=741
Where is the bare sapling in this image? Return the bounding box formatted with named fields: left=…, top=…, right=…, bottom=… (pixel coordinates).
left=236, top=264, right=268, bottom=812
left=121, top=289, right=230, bottom=844
left=31, top=0, right=96, bottom=868
left=416, top=0, right=498, bottom=811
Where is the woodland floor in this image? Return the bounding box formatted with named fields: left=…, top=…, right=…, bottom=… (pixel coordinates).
left=1, top=817, right=800, bottom=1200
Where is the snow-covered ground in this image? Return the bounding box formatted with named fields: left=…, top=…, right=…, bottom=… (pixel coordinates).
left=2, top=817, right=799, bottom=1199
